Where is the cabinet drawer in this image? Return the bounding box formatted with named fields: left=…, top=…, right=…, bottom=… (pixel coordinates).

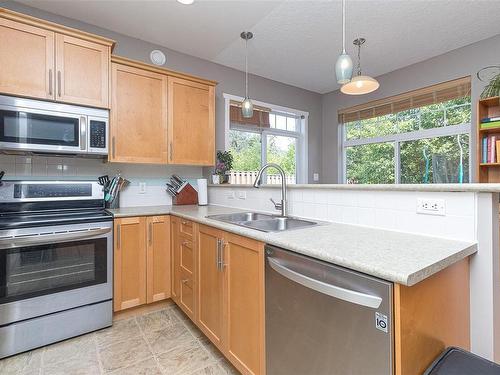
left=179, top=219, right=193, bottom=238
left=180, top=238, right=194, bottom=272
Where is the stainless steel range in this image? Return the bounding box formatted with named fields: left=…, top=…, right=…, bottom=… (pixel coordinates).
left=0, top=180, right=113, bottom=358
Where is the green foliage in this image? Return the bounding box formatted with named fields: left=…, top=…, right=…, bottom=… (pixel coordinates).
left=229, top=130, right=296, bottom=177
left=215, top=150, right=233, bottom=174
left=345, top=98, right=471, bottom=184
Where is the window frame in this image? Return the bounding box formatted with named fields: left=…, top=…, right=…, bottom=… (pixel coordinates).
left=340, top=102, right=472, bottom=184
left=223, top=93, right=308, bottom=184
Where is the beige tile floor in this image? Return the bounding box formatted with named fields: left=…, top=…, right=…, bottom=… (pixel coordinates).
left=0, top=302, right=240, bottom=375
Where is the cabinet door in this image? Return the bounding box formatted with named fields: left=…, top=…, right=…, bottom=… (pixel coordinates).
left=224, top=232, right=265, bottom=375
left=171, top=216, right=181, bottom=304
left=146, top=215, right=171, bottom=304
left=167, top=77, right=215, bottom=165
left=111, top=63, right=168, bottom=164
left=0, top=18, right=54, bottom=100
left=114, top=217, right=147, bottom=312
left=55, top=34, right=109, bottom=108
left=197, top=225, right=225, bottom=348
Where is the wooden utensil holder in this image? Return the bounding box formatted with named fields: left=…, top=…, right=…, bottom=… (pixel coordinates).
left=173, top=183, right=198, bottom=205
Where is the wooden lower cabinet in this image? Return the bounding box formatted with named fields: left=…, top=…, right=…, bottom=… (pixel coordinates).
left=394, top=258, right=470, bottom=375
left=114, top=215, right=171, bottom=312
left=146, top=215, right=171, bottom=304
left=197, top=225, right=225, bottom=349
left=194, top=223, right=265, bottom=375
left=171, top=216, right=196, bottom=320
left=224, top=232, right=265, bottom=375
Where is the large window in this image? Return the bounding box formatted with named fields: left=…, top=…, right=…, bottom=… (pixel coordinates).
left=225, top=95, right=307, bottom=184
left=341, top=79, right=471, bottom=184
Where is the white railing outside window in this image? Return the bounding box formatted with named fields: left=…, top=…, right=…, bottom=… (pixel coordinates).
left=228, top=171, right=296, bottom=185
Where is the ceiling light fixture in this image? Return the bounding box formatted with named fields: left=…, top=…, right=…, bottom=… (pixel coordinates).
left=341, top=38, right=379, bottom=95
left=335, top=0, right=353, bottom=84
left=177, top=0, right=194, bottom=5
left=241, top=31, right=254, bottom=118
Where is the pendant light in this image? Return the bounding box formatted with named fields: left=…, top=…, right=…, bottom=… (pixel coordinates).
left=241, top=31, right=254, bottom=118
left=335, top=0, right=353, bottom=84
left=341, top=38, right=379, bottom=95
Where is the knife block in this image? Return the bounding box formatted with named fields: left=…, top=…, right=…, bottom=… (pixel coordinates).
left=173, top=183, right=198, bottom=205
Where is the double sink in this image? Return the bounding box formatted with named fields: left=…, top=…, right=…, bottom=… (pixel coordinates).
left=207, top=212, right=318, bottom=232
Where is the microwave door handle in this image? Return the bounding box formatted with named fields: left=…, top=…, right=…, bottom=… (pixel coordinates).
left=267, top=257, right=382, bottom=309
left=80, top=116, right=87, bottom=151
left=0, top=227, right=111, bottom=249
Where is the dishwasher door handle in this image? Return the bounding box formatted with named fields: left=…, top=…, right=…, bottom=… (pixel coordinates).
left=267, top=257, right=382, bottom=309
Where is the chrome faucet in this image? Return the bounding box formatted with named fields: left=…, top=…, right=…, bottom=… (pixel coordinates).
left=253, top=163, right=287, bottom=217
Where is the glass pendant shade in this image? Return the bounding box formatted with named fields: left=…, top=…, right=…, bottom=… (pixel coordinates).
left=340, top=75, right=379, bottom=95
left=335, top=52, right=353, bottom=84
left=241, top=97, right=254, bottom=118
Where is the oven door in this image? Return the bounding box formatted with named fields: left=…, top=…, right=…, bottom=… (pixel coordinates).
left=0, top=221, right=112, bottom=325
left=0, top=105, right=85, bottom=154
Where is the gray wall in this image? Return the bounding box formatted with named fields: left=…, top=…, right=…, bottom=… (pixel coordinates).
left=322, top=33, right=500, bottom=183
left=1, top=1, right=323, bottom=183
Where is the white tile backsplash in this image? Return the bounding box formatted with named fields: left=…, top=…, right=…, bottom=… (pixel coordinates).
left=0, top=154, right=203, bottom=208
left=208, top=186, right=477, bottom=241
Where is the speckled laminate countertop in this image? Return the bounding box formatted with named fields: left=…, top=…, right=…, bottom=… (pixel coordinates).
left=107, top=205, right=477, bottom=286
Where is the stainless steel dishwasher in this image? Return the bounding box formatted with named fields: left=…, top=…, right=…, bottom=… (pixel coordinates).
left=265, top=245, right=393, bottom=375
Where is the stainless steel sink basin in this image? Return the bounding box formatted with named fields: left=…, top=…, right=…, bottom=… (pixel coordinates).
left=239, top=217, right=317, bottom=232
left=207, top=212, right=318, bottom=232
left=207, top=212, right=275, bottom=223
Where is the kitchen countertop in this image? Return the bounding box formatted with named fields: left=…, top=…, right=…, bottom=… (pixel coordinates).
left=209, top=183, right=500, bottom=193
left=107, top=205, right=477, bottom=286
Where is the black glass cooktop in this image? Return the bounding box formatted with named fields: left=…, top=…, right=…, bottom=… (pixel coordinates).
left=0, top=209, right=112, bottom=230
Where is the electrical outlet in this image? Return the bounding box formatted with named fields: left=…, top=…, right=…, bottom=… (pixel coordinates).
left=238, top=191, right=247, bottom=200
left=139, top=182, right=147, bottom=194
left=313, top=173, right=320, bottom=182
left=226, top=191, right=235, bottom=200
left=416, top=198, right=445, bottom=216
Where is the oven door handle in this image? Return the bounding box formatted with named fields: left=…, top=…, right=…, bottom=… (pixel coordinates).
left=267, top=257, right=382, bottom=309
left=0, top=227, right=112, bottom=249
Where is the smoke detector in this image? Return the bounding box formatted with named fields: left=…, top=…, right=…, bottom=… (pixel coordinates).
left=150, top=50, right=166, bottom=66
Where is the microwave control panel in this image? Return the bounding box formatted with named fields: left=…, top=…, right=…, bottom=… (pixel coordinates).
left=89, top=120, right=106, bottom=149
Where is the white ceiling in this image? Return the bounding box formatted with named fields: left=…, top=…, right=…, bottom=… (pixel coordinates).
left=16, top=0, right=500, bottom=94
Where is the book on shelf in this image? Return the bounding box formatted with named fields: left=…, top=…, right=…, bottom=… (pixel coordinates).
left=491, top=135, right=497, bottom=163
left=480, top=120, right=500, bottom=129
left=483, top=137, right=488, bottom=163
left=481, top=116, right=500, bottom=123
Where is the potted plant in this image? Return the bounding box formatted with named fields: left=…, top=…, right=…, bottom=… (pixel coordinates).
left=213, top=150, right=233, bottom=184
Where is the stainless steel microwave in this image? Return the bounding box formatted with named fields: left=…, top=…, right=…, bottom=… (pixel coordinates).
left=0, top=95, right=108, bottom=156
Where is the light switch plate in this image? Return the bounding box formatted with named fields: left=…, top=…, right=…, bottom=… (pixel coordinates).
left=313, top=173, right=319, bottom=182
left=139, top=182, right=147, bottom=194
left=238, top=191, right=247, bottom=200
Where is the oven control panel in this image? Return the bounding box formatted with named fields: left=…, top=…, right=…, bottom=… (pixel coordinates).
left=89, top=120, right=106, bottom=149
left=14, top=184, right=92, bottom=198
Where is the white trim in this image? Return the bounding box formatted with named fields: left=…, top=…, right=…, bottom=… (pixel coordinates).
left=223, top=93, right=309, bottom=117
left=344, top=123, right=471, bottom=147
left=223, top=92, right=308, bottom=183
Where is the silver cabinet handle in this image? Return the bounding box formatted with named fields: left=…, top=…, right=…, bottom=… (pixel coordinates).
left=80, top=116, right=87, bottom=151
left=216, top=238, right=221, bottom=270
left=169, top=141, right=173, bottom=161
left=148, top=222, right=153, bottom=246
left=57, top=70, right=62, bottom=97
left=48, top=69, right=53, bottom=96
left=220, top=240, right=227, bottom=270
left=0, top=227, right=111, bottom=250
left=112, top=136, right=116, bottom=159
left=267, top=257, right=382, bottom=309
left=116, top=224, right=121, bottom=249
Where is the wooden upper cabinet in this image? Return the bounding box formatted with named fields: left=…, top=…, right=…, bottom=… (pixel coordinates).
left=0, top=18, right=54, bottom=100
left=55, top=34, right=110, bottom=108
left=113, top=217, right=147, bottom=312
left=0, top=9, right=114, bottom=107
left=146, top=215, right=171, bottom=304
left=168, top=77, right=215, bottom=166
left=110, top=62, right=168, bottom=164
